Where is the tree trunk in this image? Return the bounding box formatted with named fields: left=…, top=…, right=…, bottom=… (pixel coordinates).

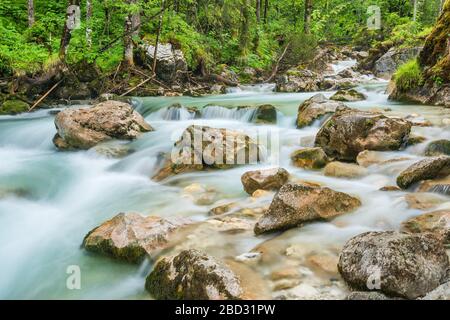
left=304, top=0, right=312, bottom=34
left=256, top=0, right=261, bottom=23
left=59, top=0, right=80, bottom=60
left=86, top=0, right=93, bottom=48
left=27, top=0, right=35, bottom=27
left=239, top=0, right=251, bottom=56
left=263, top=0, right=268, bottom=24
left=123, top=0, right=140, bottom=67
left=413, top=0, right=418, bottom=21
left=152, top=0, right=166, bottom=75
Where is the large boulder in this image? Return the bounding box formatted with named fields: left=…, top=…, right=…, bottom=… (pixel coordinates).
left=290, top=147, right=329, bottom=169
left=82, top=213, right=192, bottom=263
left=330, top=89, right=367, bottom=102
left=275, top=69, right=321, bottom=93
left=374, top=46, right=422, bottom=79
left=401, top=210, right=450, bottom=244
left=254, top=184, right=361, bottom=234
left=252, top=104, right=277, bottom=124
left=315, top=107, right=411, bottom=161
left=241, top=167, right=289, bottom=195
left=396, top=156, right=450, bottom=189
left=152, top=125, right=261, bottom=181
left=145, top=249, right=243, bottom=299
left=338, top=231, right=449, bottom=299
left=296, top=94, right=345, bottom=128
left=53, top=101, right=153, bottom=150
left=138, top=43, right=187, bottom=83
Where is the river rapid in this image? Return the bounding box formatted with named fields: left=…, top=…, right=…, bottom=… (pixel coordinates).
left=0, top=64, right=449, bottom=299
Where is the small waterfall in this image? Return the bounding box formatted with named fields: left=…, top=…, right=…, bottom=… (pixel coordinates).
left=330, top=59, right=357, bottom=75
left=225, top=83, right=276, bottom=94
left=201, top=105, right=257, bottom=122
left=149, top=105, right=198, bottom=121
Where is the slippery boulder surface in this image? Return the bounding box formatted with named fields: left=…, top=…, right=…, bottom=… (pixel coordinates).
left=401, top=210, right=450, bottom=244
left=53, top=101, right=153, bottom=150
left=82, top=213, right=192, bottom=263
left=315, top=107, right=411, bottom=161
left=396, top=156, right=450, bottom=189
left=138, top=43, right=187, bottom=83
left=338, top=231, right=449, bottom=299
left=152, top=125, right=261, bottom=181
left=330, top=89, right=366, bottom=102
left=296, top=94, right=346, bottom=128
left=290, top=147, right=329, bottom=169
left=254, top=184, right=361, bottom=234
left=145, top=249, right=243, bottom=300
left=241, top=167, right=289, bottom=195
left=252, top=104, right=277, bottom=124
left=424, top=139, right=450, bottom=156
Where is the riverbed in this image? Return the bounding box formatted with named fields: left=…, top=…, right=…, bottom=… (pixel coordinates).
left=0, top=77, right=449, bottom=299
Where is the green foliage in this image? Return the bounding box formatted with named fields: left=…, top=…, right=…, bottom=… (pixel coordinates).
left=394, top=59, right=424, bottom=91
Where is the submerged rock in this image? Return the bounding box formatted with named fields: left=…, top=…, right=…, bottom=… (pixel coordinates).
left=338, top=231, right=449, bottom=299
left=424, top=140, right=450, bottom=156
left=152, top=125, right=261, bottom=181
left=330, top=89, right=367, bottom=102
left=290, top=147, right=329, bottom=169
left=323, top=161, right=368, bottom=179
left=401, top=210, right=450, bottom=244
left=82, top=213, right=192, bottom=263
left=418, top=176, right=450, bottom=196
left=252, top=104, right=277, bottom=124
left=396, top=156, right=450, bottom=189
left=241, top=167, right=289, bottom=195
left=254, top=183, right=361, bottom=234
left=145, top=249, right=243, bottom=300
left=53, top=101, right=153, bottom=150
left=404, top=193, right=448, bottom=210
left=315, top=107, right=411, bottom=161
left=296, top=94, right=345, bottom=128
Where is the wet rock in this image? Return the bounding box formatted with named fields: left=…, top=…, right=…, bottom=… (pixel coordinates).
left=138, top=43, right=187, bottom=83
left=424, top=140, right=450, bottom=156
left=92, top=142, right=133, bottom=158
left=0, top=99, right=29, bottom=115
left=276, top=69, right=321, bottom=93
left=407, top=134, right=427, bottom=146
left=324, top=161, right=368, bottom=179
left=379, top=186, right=401, bottom=192
left=401, top=210, right=450, bottom=244
left=374, top=46, right=422, bottom=79
left=254, top=184, right=361, bottom=234
left=208, top=202, right=239, bottom=216
left=182, top=183, right=218, bottom=205
left=241, top=167, right=289, bottom=195
left=145, top=249, right=243, bottom=299
left=404, top=193, right=448, bottom=210
left=252, top=104, right=277, bottom=124
left=346, top=291, right=402, bottom=300
left=418, top=176, right=450, bottom=196
left=338, top=231, right=449, bottom=299
left=330, top=89, right=367, bottom=102
left=396, top=156, right=450, bottom=189
left=82, top=213, right=192, bottom=263
left=356, top=150, right=385, bottom=167
left=307, top=254, right=339, bottom=275
left=53, top=101, right=153, bottom=150
left=152, top=125, right=261, bottom=181
left=315, top=107, right=411, bottom=161
left=290, top=147, right=329, bottom=169
left=296, top=94, right=345, bottom=128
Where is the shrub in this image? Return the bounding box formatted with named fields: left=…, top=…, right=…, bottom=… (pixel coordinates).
left=394, top=59, right=424, bottom=92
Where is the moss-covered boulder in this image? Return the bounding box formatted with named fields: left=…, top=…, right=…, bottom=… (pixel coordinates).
left=425, top=139, right=450, bottom=156
left=145, top=249, right=243, bottom=299
left=330, top=89, right=367, bottom=102
left=290, top=147, right=329, bottom=169
left=0, top=99, right=29, bottom=115
left=252, top=104, right=277, bottom=124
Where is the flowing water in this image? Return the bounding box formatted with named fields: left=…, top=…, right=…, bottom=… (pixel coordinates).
left=0, top=72, right=449, bottom=299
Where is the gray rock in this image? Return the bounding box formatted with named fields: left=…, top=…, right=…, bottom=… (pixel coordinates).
left=338, top=231, right=449, bottom=299
left=424, top=140, right=450, bottom=156
left=374, top=47, right=422, bottom=79
left=241, top=167, right=289, bottom=195
left=145, top=249, right=243, bottom=299
left=296, top=94, right=346, bottom=128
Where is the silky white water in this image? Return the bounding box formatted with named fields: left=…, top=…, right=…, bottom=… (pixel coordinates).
left=0, top=81, right=449, bottom=299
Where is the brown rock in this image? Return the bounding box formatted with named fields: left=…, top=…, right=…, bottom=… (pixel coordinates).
left=324, top=161, right=368, bottom=179
left=241, top=167, right=289, bottom=195
left=290, top=147, right=329, bottom=169
left=396, top=156, right=450, bottom=189
left=296, top=94, right=345, bottom=128
left=401, top=210, right=450, bottom=244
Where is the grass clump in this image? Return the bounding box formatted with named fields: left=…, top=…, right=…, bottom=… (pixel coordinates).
left=394, top=59, right=424, bottom=92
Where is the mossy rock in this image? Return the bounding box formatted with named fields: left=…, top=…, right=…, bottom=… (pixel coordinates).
left=424, top=140, right=450, bottom=156
left=0, top=99, right=29, bottom=115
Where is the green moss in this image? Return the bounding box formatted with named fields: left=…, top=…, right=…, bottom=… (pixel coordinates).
left=394, top=59, right=424, bottom=92
left=0, top=99, right=29, bottom=115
